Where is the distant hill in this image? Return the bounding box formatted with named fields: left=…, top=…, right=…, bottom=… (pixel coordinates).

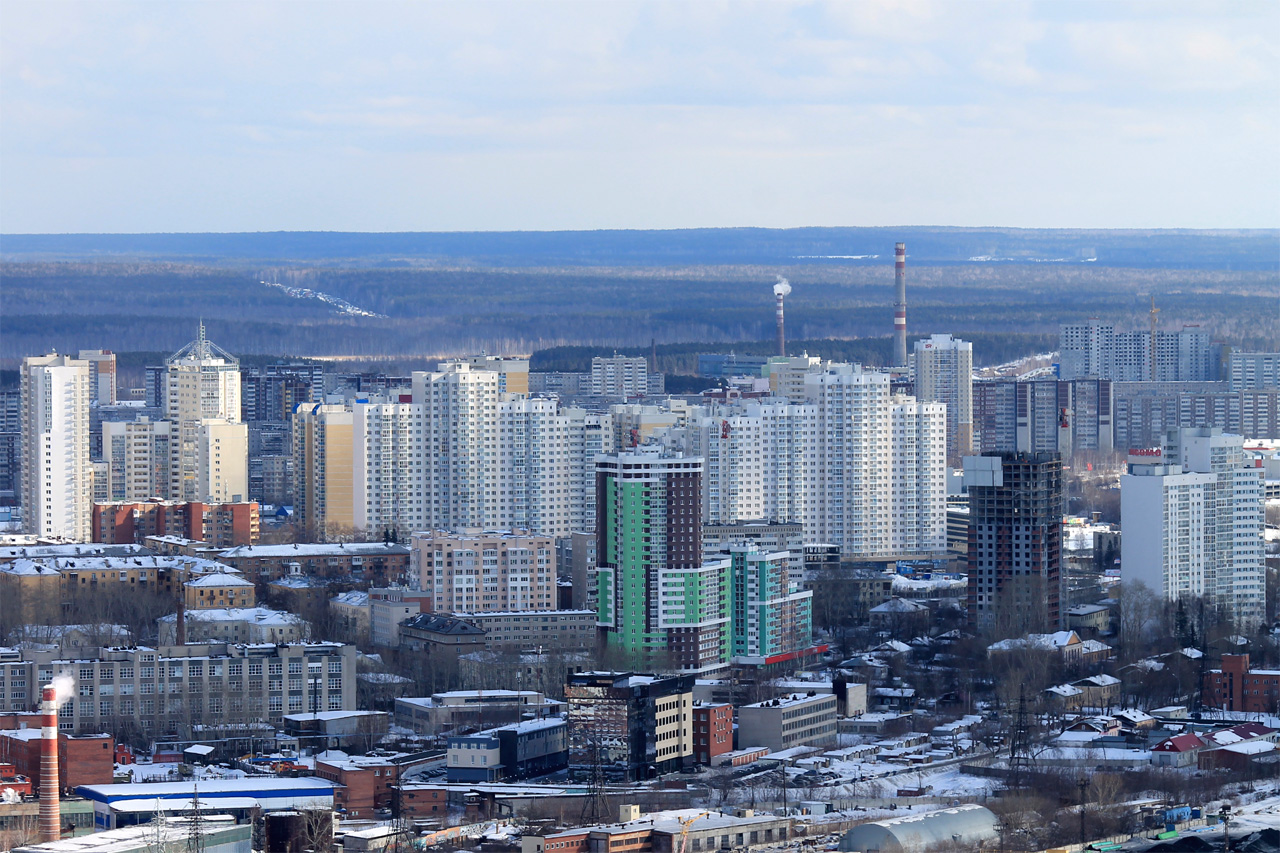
left=3, top=226, right=1277, bottom=269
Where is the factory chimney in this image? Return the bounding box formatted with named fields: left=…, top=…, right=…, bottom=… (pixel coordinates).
left=893, top=243, right=907, bottom=368
left=773, top=277, right=792, bottom=357
left=39, top=685, right=60, bottom=843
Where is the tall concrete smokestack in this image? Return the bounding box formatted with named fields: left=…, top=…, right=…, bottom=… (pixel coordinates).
left=40, top=685, right=60, bottom=843
left=893, top=243, right=907, bottom=367
left=773, top=277, right=791, bottom=357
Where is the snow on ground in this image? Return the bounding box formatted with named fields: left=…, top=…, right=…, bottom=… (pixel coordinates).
left=116, top=761, right=247, bottom=783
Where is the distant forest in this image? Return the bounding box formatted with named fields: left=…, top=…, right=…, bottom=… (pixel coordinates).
left=2, top=226, right=1276, bottom=366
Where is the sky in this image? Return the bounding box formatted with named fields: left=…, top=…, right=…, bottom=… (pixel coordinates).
left=1, top=0, right=1277, bottom=233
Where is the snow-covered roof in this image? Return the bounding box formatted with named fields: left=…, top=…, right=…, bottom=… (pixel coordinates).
left=185, top=573, right=254, bottom=588
left=158, top=607, right=299, bottom=626
left=870, top=597, right=930, bottom=613
left=331, top=591, right=370, bottom=607
left=989, top=631, right=1080, bottom=652
left=219, top=543, right=409, bottom=558
left=1047, top=684, right=1083, bottom=698
left=742, top=692, right=836, bottom=709
left=1078, top=674, right=1121, bottom=687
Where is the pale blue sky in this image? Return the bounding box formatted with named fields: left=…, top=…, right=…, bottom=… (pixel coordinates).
left=1, top=0, right=1276, bottom=233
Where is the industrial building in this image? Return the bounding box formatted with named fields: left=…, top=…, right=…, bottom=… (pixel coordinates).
left=736, top=692, right=837, bottom=753
left=75, top=777, right=336, bottom=830
left=447, top=717, right=568, bottom=783
left=13, top=818, right=252, bottom=853
left=839, top=804, right=998, bottom=852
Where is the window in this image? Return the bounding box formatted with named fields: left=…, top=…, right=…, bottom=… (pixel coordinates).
left=249, top=663, right=263, bottom=677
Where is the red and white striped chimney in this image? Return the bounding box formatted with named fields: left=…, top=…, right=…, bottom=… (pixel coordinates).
left=40, top=685, right=60, bottom=843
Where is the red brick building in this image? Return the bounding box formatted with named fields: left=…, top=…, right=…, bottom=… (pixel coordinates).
left=1203, top=655, right=1280, bottom=714
left=315, top=757, right=403, bottom=818
left=398, top=785, right=448, bottom=819
left=92, top=500, right=259, bottom=548
left=693, top=702, right=733, bottom=766
left=0, top=730, right=114, bottom=794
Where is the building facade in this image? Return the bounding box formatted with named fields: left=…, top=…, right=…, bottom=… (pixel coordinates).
left=913, top=334, right=973, bottom=461
left=596, top=449, right=730, bottom=673
left=21, top=354, right=92, bottom=541
left=964, top=452, right=1065, bottom=633
left=565, top=671, right=695, bottom=780
left=737, top=692, right=838, bottom=753
left=5, top=641, right=356, bottom=737
left=410, top=530, right=556, bottom=613
left=1122, top=428, right=1265, bottom=630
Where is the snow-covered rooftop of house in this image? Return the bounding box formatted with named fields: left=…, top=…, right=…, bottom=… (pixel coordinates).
left=1080, top=639, right=1113, bottom=654
left=870, top=597, right=930, bottom=613
left=219, top=543, right=409, bottom=558
left=989, top=631, right=1078, bottom=651
left=158, top=607, right=299, bottom=626
left=331, top=591, right=370, bottom=607
left=1047, top=685, right=1083, bottom=698
left=2, top=555, right=238, bottom=576
left=185, top=573, right=254, bottom=588
left=1079, top=674, right=1121, bottom=687
left=1220, top=740, right=1275, bottom=755
left=0, top=544, right=151, bottom=561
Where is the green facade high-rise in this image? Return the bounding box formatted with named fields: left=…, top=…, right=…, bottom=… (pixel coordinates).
left=595, top=448, right=730, bottom=673
left=595, top=447, right=816, bottom=675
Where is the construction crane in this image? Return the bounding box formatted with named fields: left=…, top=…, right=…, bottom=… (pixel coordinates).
left=677, top=812, right=710, bottom=853
left=1149, top=295, right=1161, bottom=381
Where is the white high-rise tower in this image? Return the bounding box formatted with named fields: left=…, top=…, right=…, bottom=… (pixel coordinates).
left=164, top=324, right=246, bottom=501
left=21, top=354, right=92, bottom=540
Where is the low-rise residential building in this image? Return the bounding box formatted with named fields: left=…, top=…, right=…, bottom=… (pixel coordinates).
left=184, top=572, right=256, bottom=610
left=216, top=542, right=411, bottom=586
left=523, top=808, right=793, bottom=853
left=370, top=588, right=424, bottom=648
left=330, top=590, right=371, bottom=639
left=453, top=609, right=596, bottom=652
left=398, top=613, right=487, bottom=661
left=92, top=500, right=259, bottom=548
left=737, top=693, right=838, bottom=753
left=157, top=607, right=306, bottom=645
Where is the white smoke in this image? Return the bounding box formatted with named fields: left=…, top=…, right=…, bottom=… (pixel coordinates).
left=773, top=276, right=792, bottom=297
left=51, top=674, right=74, bottom=705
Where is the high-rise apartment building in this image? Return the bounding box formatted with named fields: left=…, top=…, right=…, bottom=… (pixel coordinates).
left=973, top=379, right=1114, bottom=459
left=596, top=448, right=730, bottom=673
left=1112, top=382, right=1280, bottom=449
left=196, top=419, right=249, bottom=503
left=1121, top=428, right=1265, bottom=630
left=1059, top=321, right=1214, bottom=382
left=21, top=354, right=92, bottom=541
left=164, top=325, right=244, bottom=501
left=410, top=530, right=556, bottom=613
left=497, top=398, right=611, bottom=537
left=964, top=452, right=1065, bottom=634
left=727, top=547, right=813, bottom=662
left=101, top=417, right=173, bottom=501
left=675, top=367, right=945, bottom=557
left=464, top=355, right=530, bottom=394
left=353, top=401, right=426, bottom=538
left=591, top=355, right=649, bottom=399
left=413, top=362, right=502, bottom=530
left=292, top=403, right=355, bottom=539
left=77, top=350, right=117, bottom=406
left=1228, top=352, right=1280, bottom=391
left=913, top=334, right=973, bottom=460
left=806, top=364, right=946, bottom=557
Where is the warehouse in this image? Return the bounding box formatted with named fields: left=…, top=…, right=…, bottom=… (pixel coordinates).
left=839, top=804, right=998, bottom=852
left=75, top=777, right=336, bottom=830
